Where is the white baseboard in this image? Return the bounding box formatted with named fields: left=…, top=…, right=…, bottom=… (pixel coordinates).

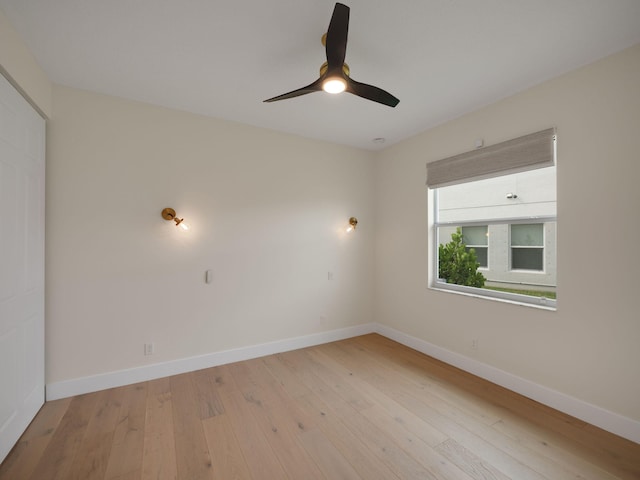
left=45, top=321, right=640, bottom=444
left=374, top=324, right=640, bottom=444
left=45, top=323, right=376, bottom=401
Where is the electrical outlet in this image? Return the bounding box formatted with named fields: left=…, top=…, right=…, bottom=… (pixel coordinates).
left=144, top=343, right=154, bottom=355
left=471, top=339, right=478, bottom=351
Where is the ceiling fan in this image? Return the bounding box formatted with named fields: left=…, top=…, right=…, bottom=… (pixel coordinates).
left=264, top=2, right=399, bottom=107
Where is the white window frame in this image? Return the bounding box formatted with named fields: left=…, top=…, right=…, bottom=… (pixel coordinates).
left=427, top=129, right=557, bottom=310
left=510, top=223, right=545, bottom=272
left=461, top=225, right=489, bottom=269
left=432, top=210, right=557, bottom=308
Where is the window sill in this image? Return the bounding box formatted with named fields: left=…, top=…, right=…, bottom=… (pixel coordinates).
left=429, top=284, right=557, bottom=311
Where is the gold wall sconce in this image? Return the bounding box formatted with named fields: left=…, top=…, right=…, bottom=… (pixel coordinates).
left=162, top=207, right=190, bottom=231
left=346, top=217, right=358, bottom=233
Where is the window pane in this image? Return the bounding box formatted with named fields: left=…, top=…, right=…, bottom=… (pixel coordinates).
left=432, top=163, right=556, bottom=307
left=436, top=168, right=557, bottom=223
left=462, top=226, right=488, bottom=246
left=511, top=224, right=543, bottom=246
left=512, top=248, right=543, bottom=270
left=466, top=246, right=488, bottom=268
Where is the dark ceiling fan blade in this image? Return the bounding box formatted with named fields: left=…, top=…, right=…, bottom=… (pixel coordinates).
left=325, top=3, right=350, bottom=69
left=264, top=3, right=398, bottom=108
left=263, top=78, right=323, bottom=103
left=346, top=77, right=400, bottom=107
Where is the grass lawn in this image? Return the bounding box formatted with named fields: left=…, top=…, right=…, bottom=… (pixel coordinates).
left=485, top=286, right=557, bottom=299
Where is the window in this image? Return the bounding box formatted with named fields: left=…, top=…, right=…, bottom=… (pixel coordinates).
left=428, top=129, right=557, bottom=308
left=462, top=226, right=488, bottom=268
left=511, top=223, right=543, bottom=271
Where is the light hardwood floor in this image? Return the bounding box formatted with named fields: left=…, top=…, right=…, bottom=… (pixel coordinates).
left=1, top=334, right=638, bottom=479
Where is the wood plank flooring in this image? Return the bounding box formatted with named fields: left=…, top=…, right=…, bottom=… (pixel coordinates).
left=1, top=334, right=638, bottom=480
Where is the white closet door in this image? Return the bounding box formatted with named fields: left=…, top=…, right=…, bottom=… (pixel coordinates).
left=0, top=73, right=45, bottom=463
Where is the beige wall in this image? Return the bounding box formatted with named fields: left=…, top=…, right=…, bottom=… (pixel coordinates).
left=0, top=8, right=51, bottom=117
left=374, top=44, right=640, bottom=421
left=46, top=86, right=375, bottom=383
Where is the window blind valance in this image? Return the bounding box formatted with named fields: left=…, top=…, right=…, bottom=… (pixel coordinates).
left=426, top=128, right=556, bottom=188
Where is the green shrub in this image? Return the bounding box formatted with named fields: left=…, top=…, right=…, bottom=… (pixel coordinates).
left=438, top=228, right=486, bottom=288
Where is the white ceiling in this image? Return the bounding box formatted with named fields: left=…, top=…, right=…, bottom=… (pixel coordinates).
left=2, top=1, right=640, bottom=150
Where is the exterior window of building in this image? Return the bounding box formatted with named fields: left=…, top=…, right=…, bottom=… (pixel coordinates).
left=462, top=226, right=488, bottom=268
left=427, top=128, right=557, bottom=309
left=511, top=224, right=544, bottom=271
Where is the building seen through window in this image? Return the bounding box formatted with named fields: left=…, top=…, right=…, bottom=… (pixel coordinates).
left=434, top=165, right=557, bottom=306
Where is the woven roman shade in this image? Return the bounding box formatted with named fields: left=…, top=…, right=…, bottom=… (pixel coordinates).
left=426, top=128, right=556, bottom=188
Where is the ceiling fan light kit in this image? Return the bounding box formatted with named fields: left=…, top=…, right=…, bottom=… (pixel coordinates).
left=264, top=2, right=399, bottom=107
left=320, top=62, right=349, bottom=93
